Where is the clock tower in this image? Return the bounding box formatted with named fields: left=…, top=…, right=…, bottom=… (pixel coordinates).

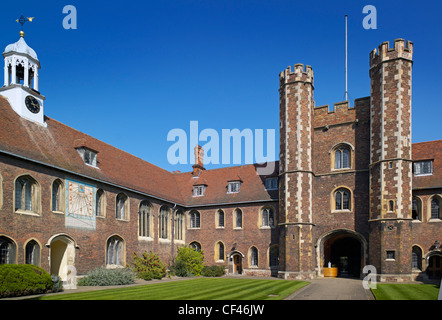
left=0, top=29, right=46, bottom=126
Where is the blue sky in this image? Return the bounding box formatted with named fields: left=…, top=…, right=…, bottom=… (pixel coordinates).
left=1, top=1, right=441, bottom=173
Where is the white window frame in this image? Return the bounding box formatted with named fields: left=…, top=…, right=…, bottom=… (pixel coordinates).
left=193, top=185, right=206, bottom=197
left=76, top=148, right=98, bottom=167
left=227, top=181, right=241, bottom=194
left=413, top=160, right=433, bottom=176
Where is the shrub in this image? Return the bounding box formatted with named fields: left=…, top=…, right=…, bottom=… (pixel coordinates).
left=173, top=246, right=205, bottom=276
left=130, top=251, right=167, bottom=280
left=169, top=259, right=193, bottom=277
left=51, top=275, right=64, bottom=292
left=0, top=264, right=54, bottom=298
left=77, top=266, right=136, bottom=286
left=201, top=265, right=226, bottom=277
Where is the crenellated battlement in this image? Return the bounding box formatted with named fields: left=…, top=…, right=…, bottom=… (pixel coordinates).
left=313, top=97, right=370, bottom=128
left=369, top=39, right=413, bottom=68
left=279, top=63, right=314, bottom=86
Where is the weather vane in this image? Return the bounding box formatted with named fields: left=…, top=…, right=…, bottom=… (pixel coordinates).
left=16, top=14, right=34, bottom=37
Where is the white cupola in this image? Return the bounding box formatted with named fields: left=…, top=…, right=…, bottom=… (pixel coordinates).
left=0, top=29, right=46, bottom=126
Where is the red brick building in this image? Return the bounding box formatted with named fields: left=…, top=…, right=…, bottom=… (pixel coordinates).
left=0, top=33, right=440, bottom=284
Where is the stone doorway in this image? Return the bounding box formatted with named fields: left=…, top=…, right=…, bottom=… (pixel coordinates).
left=49, top=235, right=76, bottom=286
left=228, top=251, right=244, bottom=275
left=317, top=229, right=367, bottom=279
left=427, top=254, right=442, bottom=280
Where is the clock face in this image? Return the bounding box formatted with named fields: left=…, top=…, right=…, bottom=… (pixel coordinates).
left=25, top=95, right=40, bottom=114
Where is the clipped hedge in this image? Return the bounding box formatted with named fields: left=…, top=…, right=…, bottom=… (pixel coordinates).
left=0, top=264, right=54, bottom=298
left=201, top=265, right=226, bottom=277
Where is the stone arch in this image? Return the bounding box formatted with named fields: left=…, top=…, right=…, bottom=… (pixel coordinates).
left=48, top=234, right=77, bottom=284
left=316, top=229, right=367, bottom=278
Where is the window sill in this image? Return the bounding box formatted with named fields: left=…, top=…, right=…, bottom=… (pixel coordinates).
left=428, top=219, right=442, bottom=223
left=411, top=219, right=422, bottom=223
left=331, top=209, right=352, bottom=213
left=116, top=218, right=129, bottom=222
left=159, top=238, right=171, bottom=243
left=138, top=236, right=153, bottom=242
left=52, top=210, right=65, bottom=215
left=234, top=227, right=243, bottom=230
left=331, top=167, right=352, bottom=172
left=15, top=209, right=40, bottom=217
left=189, top=227, right=201, bottom=230
left=216, top=226, right=225, bottom=229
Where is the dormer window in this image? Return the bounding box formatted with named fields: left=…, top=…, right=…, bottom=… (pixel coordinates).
left=413, top=160, right=433, bottom=176
left=227, top=181, right=241, bottom=193
left=193, top=185, right=206, bottom=197
left=76, top=147, right=98, bottom=167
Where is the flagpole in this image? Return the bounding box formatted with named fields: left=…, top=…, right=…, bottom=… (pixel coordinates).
left=345, top=14, right=348, bottom=102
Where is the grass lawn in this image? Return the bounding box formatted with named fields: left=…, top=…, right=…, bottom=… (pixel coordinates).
left=32, top=278, right=309, bottom=300
left=371, top=283, right=440, bottom=300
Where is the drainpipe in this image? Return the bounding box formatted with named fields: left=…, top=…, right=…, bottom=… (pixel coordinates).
left=171, top=203, right=177, bottom=262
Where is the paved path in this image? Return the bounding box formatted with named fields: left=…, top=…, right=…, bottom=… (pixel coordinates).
left=285, top=277, right=375, bottom=300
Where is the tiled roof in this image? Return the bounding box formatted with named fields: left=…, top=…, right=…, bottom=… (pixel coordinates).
left=412, top=139, right=442, bottom=190
left=174, top=163, right=279, bottom=207
left=0, top=96, right=184, bottom=204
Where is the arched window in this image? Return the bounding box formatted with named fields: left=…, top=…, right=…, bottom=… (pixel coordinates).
left=388, top=200, right=395, bottom=212
left=25, top=239, right=40, bottom=266
left=15, top=175, right=39, bottom=213
left=334, top=188, right=351, bottom=211
left=96, top=189, right=106, bottom=217
left=190, top=210, right=201, bottom=228
left=411, top=246, right=422, bottom=270
left=175, top=210, right=184, bottom=240
left=52, top=179, right=64, bottom=212
left=412, top=197, right=422, bottom=221
left=106, top=236, right=124, bottom=266
left=189, top=241, right=201, bottom=251
left=216, top=242, right=225, bottom=261
left=430, top=197, right=441, bottom=220
left=116, top=193, right=128, bottom=220
left=138, top=201, right=152, bottom=238
left=0, top=236, right=16, bottom=265
left=333, top=145, right=352, bottom=169
left=234, top=209, right=243, bottom=229
left=262, top=207, right=274, bottom=227
left=250, top=247, right=258, bottom=267
left=159, top=206, right=169, bottom=239
left=217, top=209, right=225, bottom=228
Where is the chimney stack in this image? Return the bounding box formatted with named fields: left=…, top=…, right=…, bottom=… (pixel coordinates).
left=192, top=145, right=205, bottom=176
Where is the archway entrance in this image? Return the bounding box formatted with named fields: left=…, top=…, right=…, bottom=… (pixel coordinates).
left=318, top=229, right=366, bottom=278
left=49, top=235, right=76, bottom=283
left=228, top=251, right=244, bottom=275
